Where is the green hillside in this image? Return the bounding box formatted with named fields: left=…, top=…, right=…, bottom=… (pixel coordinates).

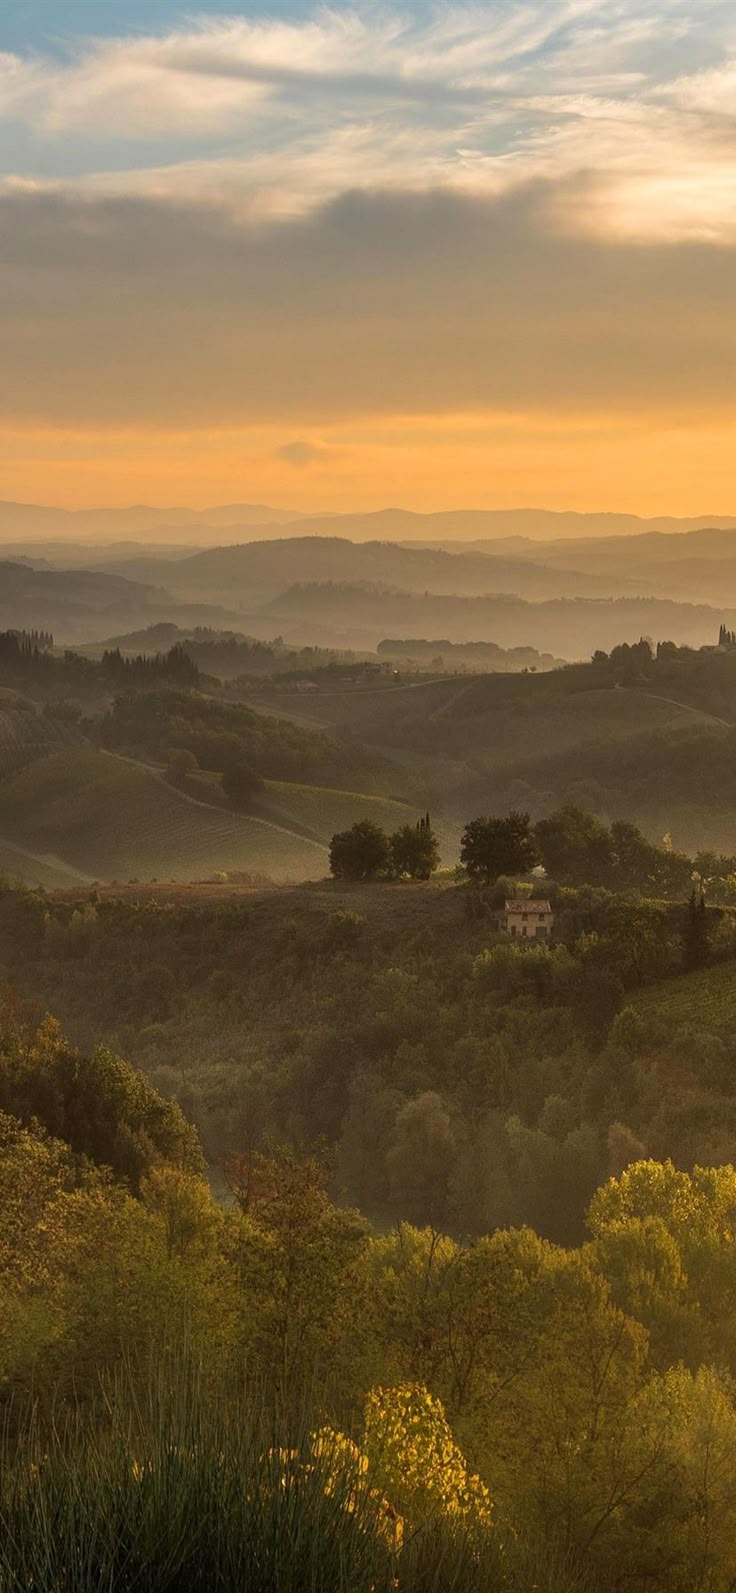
left=0, top=699, right=83, bottom=777
left=0, top=838, right=90, bottom=889
left=263, top=779, right=460, bottom=863
left=488, top=721, right=736, bottom=854
left=253, top=676, right=704, bottom=769
left=632, top=959, right=736, bottom=1031
left=0, top=749, right=327, bottom=884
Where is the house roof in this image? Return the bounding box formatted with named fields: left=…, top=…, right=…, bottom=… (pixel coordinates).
left=505, top=898, right=552, bottom=913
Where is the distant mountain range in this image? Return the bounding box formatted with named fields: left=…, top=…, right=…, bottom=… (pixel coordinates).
left=4, top=500, right=736, bottom=547
left=0, top=501, right=298, bottom=542
left=7, top=507, right=736, bottom=655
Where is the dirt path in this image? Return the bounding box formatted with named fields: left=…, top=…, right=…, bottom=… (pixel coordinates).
left=0, top=835, right=93, bottom=883
left=614, top=684, right=732, bottom=728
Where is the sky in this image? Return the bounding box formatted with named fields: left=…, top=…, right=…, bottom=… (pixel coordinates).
left=2, top=0, right=736, bottom=515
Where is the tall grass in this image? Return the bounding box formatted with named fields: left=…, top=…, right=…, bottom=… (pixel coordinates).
left=0, top=1365, right=592, bottom=1592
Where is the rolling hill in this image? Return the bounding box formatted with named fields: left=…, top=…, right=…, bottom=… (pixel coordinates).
left=261, top=584, right=736, bottom=656
left=0, top=696, right=85, bottom=776
left=262, top=779, right=459, bottom=863
left=108, top=536, right=647, bottom=608
left=0, top=560, right=240, bottom=645
left=248, top=655, right=736, bottom=849
left=251, top=671, right=707, bottom=770
left=6, top=498, right=736, bottom=546
left=0, top=749, right=329, bottom=885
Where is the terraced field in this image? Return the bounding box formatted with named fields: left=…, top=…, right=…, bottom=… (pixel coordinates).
left=0, top=750, right=328, bottom=884
left=632, top=959, right=736, bottom=1031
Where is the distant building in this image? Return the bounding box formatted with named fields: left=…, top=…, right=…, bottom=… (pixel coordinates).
left=503, top=898, right=553, bottom=940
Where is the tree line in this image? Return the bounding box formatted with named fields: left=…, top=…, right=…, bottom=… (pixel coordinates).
left=0, top=631, right=201, bottom=690
left=330, top=813, right=439, bottom=880
left=329, top=802, right=736, bottom=899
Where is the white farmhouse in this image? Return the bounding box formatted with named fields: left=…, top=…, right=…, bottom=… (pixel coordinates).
left=504, top=898, right=553, bottom=941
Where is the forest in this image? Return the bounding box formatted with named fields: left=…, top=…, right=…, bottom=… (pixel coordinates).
left=2, top=843, right=736, bottom=1250
left=4, top=999, right=736, bottom=1590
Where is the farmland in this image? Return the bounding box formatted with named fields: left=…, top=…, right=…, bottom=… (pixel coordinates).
left=251, top=677, right=705, bottom=770
left=632, top=958, right=736, bottom=1032
left=0, top=749, right=328, bottom=885
left=262, top=779, right=460, bottom=863
left=0, top=700, right=83, bottom=778
left=0, top=837, right=90, bottom=889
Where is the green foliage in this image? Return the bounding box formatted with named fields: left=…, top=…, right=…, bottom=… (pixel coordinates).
left=460, top=811, right=539, bottom=884
left=329, top=820, right=392, bottom=880
left=6, top=1006, right=736, bottom=1589
left=98, top=688, right=389, bottom=791
left=3, top=873, right=736, bottom=1243
left=221, top=760, right=264, bottom=808
left=0, top=1010, right=203, bottom=1190
left=536, top=804, right=613, bottom=886
left=0, top=1366, right=522, bottom=1593
left=390, top=816, right=440, bottom=880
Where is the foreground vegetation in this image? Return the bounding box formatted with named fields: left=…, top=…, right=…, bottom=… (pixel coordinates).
left=4, top=1006, right=736, bottom=1588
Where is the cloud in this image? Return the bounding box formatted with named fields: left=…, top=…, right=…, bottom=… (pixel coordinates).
left=278, top=441, right=330, bottom=468
left=2, top=180, right=736, bottom=432
left=1, top=2, right=736, bottom=239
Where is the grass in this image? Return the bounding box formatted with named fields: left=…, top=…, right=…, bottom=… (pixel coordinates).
left=263, top=780, right=461, bottom=863
left=0, top=1366, right=591, bottom=1593
left=254, top=678, right=705, bottom=772
left=0, top=750, right=328, bottom=885
left=0, top=703, right=82, bottom=780
left=0, top=839, right=89, bottom=890
left=632, top=959, right=736, bottom=1031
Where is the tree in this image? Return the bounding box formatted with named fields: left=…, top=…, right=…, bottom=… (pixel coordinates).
left=460, top=811, right=538, bottom=884
left=329, top=820, right=391, bottom=881
left=683, top=884, right=710, bottom=970
left=221, top=760, right=263, bottom=808
left=536, top=804, right=613, bottom=886
left=166, top=746, right=198, bottom=782
left=0, top=1012, right=203, bottom=1191
left=386, top=1090, right=457, bottom=1227
left=390, top=815, right=439, bottom=880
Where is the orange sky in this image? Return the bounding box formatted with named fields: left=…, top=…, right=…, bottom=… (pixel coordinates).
left=4, top=3, right=736, bottom=519
left=3, top=410, right=736, bottom=517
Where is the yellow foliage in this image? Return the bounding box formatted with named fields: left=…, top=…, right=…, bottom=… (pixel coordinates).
left=363, top=1383, right=492, bottom=1535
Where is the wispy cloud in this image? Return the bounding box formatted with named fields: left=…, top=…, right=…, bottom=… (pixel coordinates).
left=1, top=2, right=736, bottom=238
